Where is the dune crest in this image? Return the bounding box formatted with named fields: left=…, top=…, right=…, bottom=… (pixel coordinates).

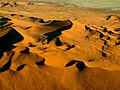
left=0, top=1, right=18, bottom=8
left=0, top=2, right=120, bottom=90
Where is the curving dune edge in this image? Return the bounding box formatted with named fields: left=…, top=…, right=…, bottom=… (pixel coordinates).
left=0, top=1, right=120, bottom=90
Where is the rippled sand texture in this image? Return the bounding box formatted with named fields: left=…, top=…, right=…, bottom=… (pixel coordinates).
left=0, top=1, right=120, bottom=90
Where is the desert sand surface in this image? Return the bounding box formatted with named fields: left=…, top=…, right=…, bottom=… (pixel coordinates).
left=0, top=0, right=120, bottom=90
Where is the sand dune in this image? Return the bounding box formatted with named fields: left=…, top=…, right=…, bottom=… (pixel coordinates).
left=0, top=1, right=18, bottom=7
left=106, top=15, right=120, bottom=21
left=0, top=1, right=120, bottom=90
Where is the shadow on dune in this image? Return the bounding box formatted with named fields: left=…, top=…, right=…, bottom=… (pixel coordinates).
left=0, top=51, right=14, bottom=73
left=1, top=1, right=18, bottom=8
left=0, top=28, right=24, bottom=58
left=44, top=20, right=73, bottom=43
left=0, top=17, right=11, bottom=22
left=0, top=17, right=11, bottom=27
left=65, top=60, right=86, bottom=71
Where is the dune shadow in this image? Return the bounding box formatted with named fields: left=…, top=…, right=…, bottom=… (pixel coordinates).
left=44, top=20, right=73, bottom=43
left=65, top=60, right=86, bottom=71
left=0, top=28, right=24, bottom=58
left=0, top=17, right=11, bottom=22
left=0, top=52, right=14, bottom=73
left=17, top=64, right=26, bottom=71
left=0, top=17, right=11, bottom=27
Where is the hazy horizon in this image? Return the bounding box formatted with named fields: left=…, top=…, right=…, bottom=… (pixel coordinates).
left=27, top=0, right=120, bottom=10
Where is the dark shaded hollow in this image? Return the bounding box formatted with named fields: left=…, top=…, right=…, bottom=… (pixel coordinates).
left=114, top=28, right=120, bottom=32
left=103, top=27, right=108, bottom=32
left=65, top=60, right=86, bottom=71
left=28, top=2, right=34, bottom=5
left=0, top=28, right=23, bottom=47
left=107, top=36, right=110, bottom=40
left=88, top=59, right=95, bottom=62
left=99, top=33, right=104, bottom=38
left=0, top=52, right=14, bottom=73
left=0, top=21, right=8, bottom=26
left=0, top=17, right=11, bottom=22
left=29, top=17, right=44, bottom=23
left=19, top=15, right=24, bottom=17
left=102, top=52, right=107, bottom=57
left=104, top=41, right=107, bottom=46
left=17, top=64, right=26, bottom=71
left=23, top=26, right=32, bottom=29
left=20, top=47, right=30, bottom=54
left=44, top=20, right=73, bottom=43
left=102, top=46, right=104, bottom=50
left=85, top=25, right=90, bottom=30
left=117, top=37, right=120, bottom=40
left=108, top=31, right=114, bottom=35
left=55, top=37, right=62, bottom=46
left=13, top=2, right=18, bottom=5
left=0, top=28, right=23, bottom=58
left=1, top=2, right=9, bottom=7
left=106, top=15, right=112, bottom=20
left=65, top=60, right=78, bottom=67
left=115, top=41, right=120, bottom=45
left=28, top=43, right=36, bottom=47
left=85, top=35, right=89, bottom=38
left=0, top=22, right=13, bottom=27
left=11, top=14, right=16, bottom=16
left=75, top=61, right=86, bottom=71
left=85, top=25, right=92, bottom=32
left=66, top=45, right=75, bottom=50
left=35, top=58, right=45, bottom=65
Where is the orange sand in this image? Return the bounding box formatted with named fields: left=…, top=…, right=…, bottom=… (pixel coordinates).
left=0, top=1, right=120, bottom=90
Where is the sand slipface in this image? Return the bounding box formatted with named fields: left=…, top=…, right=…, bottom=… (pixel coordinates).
left=0, top=0, right=120, bottom=90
